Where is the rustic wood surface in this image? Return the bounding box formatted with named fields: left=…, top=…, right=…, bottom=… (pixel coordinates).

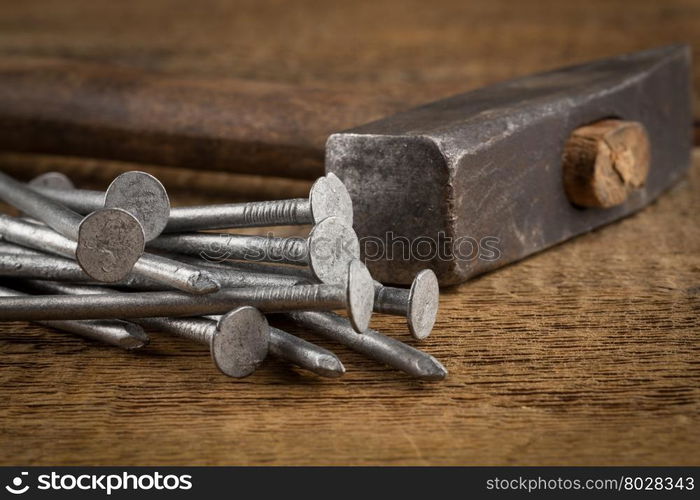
left=0, top=0, right=698, bottom=107
left=0, top=0, right=698, bottom=152
left=0, top=0, right=698, bottom=465
left=0, top=152, right=697, bottom=466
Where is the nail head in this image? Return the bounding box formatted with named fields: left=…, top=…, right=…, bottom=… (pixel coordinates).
left=76, top=208, right=145, bottom=282
left=308, top=216, right=360, bottom=285
left=28, top=172, right=75, bottom=190
left=347, top=260, right=374, bottom=333
left=213, top=306, right=270, bottom=378
left=309, top=173, right=353, bottom=226
left=407, top=269, right=440, bottom=340
left=104, top=171, right=170, bottom=241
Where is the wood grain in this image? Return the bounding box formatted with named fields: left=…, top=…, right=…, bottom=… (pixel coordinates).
left=0, top=0, right=698, bottom=466
left=0, top=0, right=698, bottom=133
left=0, top=152, right=698, bottom=466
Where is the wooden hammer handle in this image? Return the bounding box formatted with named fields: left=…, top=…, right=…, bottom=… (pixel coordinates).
left=0, top=58, right=412, bottom=179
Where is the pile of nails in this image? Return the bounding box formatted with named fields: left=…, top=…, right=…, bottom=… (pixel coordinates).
left=0, top=169, right=446, bottom=380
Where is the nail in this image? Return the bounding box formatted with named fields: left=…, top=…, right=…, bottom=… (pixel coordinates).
left=25, top=280, right=269, bottom=378
left=284, top=311, right=447, bottom=381
left=30, top=171, right=171, bottom=241
left=207, top=315, right=345, bottom=378
left=0, top=285, right=149, bottom=349
left=140, top=308, right=270, bottom=378
left=0, top=261, right=375, bottom=332
left=28, top=172, right=74, bottom=190
left=0, top=247, right=298, bottom=290
left=31, top=172, right=353, bottom=230
left=148, top=216, right=360, bottom=285
left=23, top=278, right=344, bottom=378
left=0, top=241, right=45, bottom=256
left=0, top=170, right=146, bottom=280
left=153, top=254, right=305, bottom=288
left=373, top=269, right=440, bottom=340
left=178, top=257, right=440, bottom=339
left=0, top=215, right=220, bottom=294
left=0, top=251, right=160, bottom=289
left=202, top=260, right=317, bottom=281
left=267, top=326, right=346, bottom=378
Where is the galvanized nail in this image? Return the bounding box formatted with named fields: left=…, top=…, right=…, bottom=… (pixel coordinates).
left=30, top=171, right=171, bottom=242
left=25, top=280, right=268, bottom=378
left=0, top=215, right=220, bottom=294
left=0, top=251, right=161, bottom=289
left=140, top=308, right=270, bottom=378
left=179, top=256, right=440, bottom=339
left=0, top=170, right=146, bottom=281
left=373, top=269, right=440, bottom=340
left=0, top=260, right=375, bottom=332
left=284, top=311, right=447, bottom=381
left=207, top=315, right=345, bottom=378
left=148, top=216, right=360, bottom=285
left=0, top=285, right=148, bottom=350
left=31, top=172, right=353, bottom=230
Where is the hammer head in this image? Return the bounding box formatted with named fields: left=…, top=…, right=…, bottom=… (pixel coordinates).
left=326, top=45, right=692, bottom=286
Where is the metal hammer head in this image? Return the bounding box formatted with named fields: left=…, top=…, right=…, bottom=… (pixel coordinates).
left=326, top=45, right=692, bottom=286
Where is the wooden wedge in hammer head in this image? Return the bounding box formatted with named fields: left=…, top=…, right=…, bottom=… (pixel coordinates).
left=326, top=45, right=692, bottom=285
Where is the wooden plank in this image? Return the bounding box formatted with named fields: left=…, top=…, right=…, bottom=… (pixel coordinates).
left=0, top=152, right=697, bottom=466
left=0, top=0, right=697, bottom=127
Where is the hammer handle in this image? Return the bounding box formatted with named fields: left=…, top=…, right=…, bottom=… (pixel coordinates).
left=0, top=58, right=411, bottom=179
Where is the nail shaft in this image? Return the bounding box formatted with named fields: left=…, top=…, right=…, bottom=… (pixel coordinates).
left=0, top=285, right=349, bottom=321
left=151, top=232, right=309, bottom=265
left=0, top=170, right=82, bottom=239
left=285, top=311, right=447, bottom=381
left=203, top=259, right=317, bottom=281
left=31, top=173, right=353, bottom=230
left=267, top=326, right=346, bottom=378
left=147, top=215, right=360, bottom=285
left=34, top=186, right=313, bottom=229
left=0, top=215, right=219, bottom=294
left=0, top=285, right=148, bottom=349
left=22, top=279, right=344, bottom=378
left=0, top=252, right=160, bottom=289
left=0, top=213, right=75, bottom=257
left=173, top=255, right=439, bottom=339
left=0, top=241, right=46, bottom=256
left=0, top=250, right=301, bottom=290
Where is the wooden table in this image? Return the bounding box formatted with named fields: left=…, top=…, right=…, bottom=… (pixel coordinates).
left=0, top=0, right=698, bottom=465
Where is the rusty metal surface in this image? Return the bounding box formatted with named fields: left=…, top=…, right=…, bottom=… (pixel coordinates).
left=326, top=45, right=693, bottom=285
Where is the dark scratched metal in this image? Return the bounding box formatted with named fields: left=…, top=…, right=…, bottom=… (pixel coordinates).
left=327, top=46, right=692, bottom=285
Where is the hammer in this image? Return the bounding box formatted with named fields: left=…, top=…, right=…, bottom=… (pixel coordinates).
left=0, top=45, right=691, bottom=285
